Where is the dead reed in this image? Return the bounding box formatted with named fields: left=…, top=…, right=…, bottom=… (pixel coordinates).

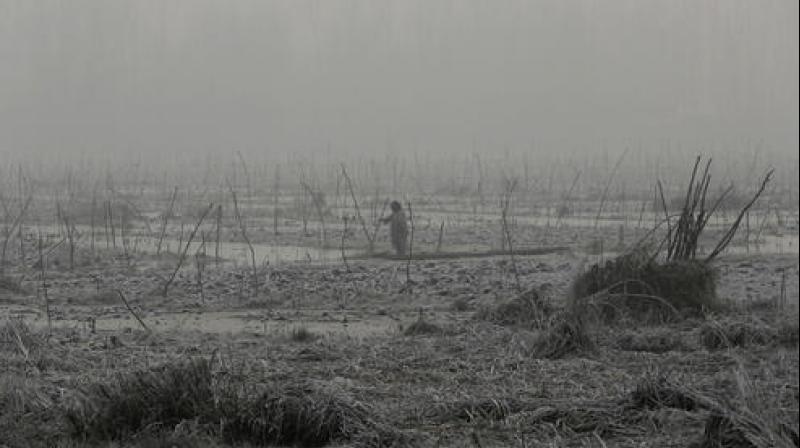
left=162, top=202, right=214, bottom=297
left=570, top=156, right=774, bottom=325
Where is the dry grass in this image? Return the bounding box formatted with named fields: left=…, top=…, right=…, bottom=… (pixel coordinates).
left=505, top=400, right=647, bottom=438
left=449, top=296, right=473, bottom=312
left=694, top=369, right=799, bottom=448
left=65, top=358, right=405, bottom=447
left=0, top=317, right=44, bottom=357
left=570, top=248, right=719, bottom=323
left=403, top=319, right=443, bottom=336
left=290, top=325, right=320, bottom=343
left=627, top=371, right=710, bottom=412
left=698, top=315, right=800, bottom=350
left=474, top=287, right=552, bottom=327
left=619, top=367, right=799, bottom=448
left=66, top=358, right=217, bottom=440
left=218, top=381, right=401, bottom=447
left=0, top=374, right=55, bottom=415
left=526, top=311, right=594, bottom=359
left=615, top=327, right=693, bottom=354
left=430, top=397, right=525, bottom=423
left=0, top=235, right=794, bottom=448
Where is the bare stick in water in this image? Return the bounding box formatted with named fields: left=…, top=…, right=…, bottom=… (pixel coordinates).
left=706, top=169, right=774, bottom=262
left=162, top=203, right=214, bottom=297
left=228, top=181, right=258, bottom=293
left=115, top=289, right=150, bottom=333
left=1, top=194, right=32, bottom=272
left=500, top=178, right=522, bottom=293
left=594, top=149, right=628, bottom=230
left=341, top=165, right=376, bottom=253
left=156, top=186, right=178, bottom=256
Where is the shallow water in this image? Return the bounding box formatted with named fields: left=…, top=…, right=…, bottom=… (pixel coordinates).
left=29, top=208, right=800, bottom=267
left=16, top=309, right=409, bottom=339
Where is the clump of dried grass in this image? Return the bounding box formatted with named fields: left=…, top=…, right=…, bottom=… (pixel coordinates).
left=570, top=247, right=718, bottom=323
left=627, top=371, right=709, bottom=412
left=429, top=397, right=525, bottom=423
left=475, top=287, right=552, bottom=327
left=403, top=308, right=445, bottom=336
left=66, top=358, right=404, bottom=447
left=526, top=312, right=593, bottom=359
left=290, top=325, right=320, bottom=343
left=431, top=393, right=648, bottom=438
left=698, top=316, right=798, bottom=350
left=0, top=318, right=44, bottom=357
left=571, top=158, right=773, bottom=326
left=623, top=368, right=798, bottom=448
left=66, top=358, right=217, bottom=440
left=0, top=374, right=54, bottom=415
left=506, top=401, right=646, bottom=438
left=693, top=369, right=799, bottom=448
left=615, top=328, right=692, bottom=354
left=403, top=319, right=443, bottom=336
left=450, top=296, right=473, bottom=312
left=430, top=394, right=647, bottom=438
left=218, top=381, right=398, bottom=447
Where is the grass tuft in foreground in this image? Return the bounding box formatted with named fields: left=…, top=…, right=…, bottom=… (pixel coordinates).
left=66, top=358, right=217, bottom=440
left=693, top=369, right=799, bottom=448
left=65, top=358, right=405, bottom=447
left=218, top=381, right=398, bottom=447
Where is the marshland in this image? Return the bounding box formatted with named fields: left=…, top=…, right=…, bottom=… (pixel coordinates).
left=0, top=151, right=797, bottom=448
left=2, top=2, right=799, bottom=447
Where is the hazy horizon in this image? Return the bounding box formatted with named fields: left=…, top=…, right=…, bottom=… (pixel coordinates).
left=1, top=1, right=797, bottom=163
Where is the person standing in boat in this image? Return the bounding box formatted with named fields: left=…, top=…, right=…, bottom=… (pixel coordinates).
left=381, top=201, right=408, bottom=256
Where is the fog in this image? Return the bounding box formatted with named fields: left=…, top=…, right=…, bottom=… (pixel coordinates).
left=1, top=1, right=797, bottom=163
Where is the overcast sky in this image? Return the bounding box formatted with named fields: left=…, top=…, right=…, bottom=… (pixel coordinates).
left=1, top=1, right=797, bottom=162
